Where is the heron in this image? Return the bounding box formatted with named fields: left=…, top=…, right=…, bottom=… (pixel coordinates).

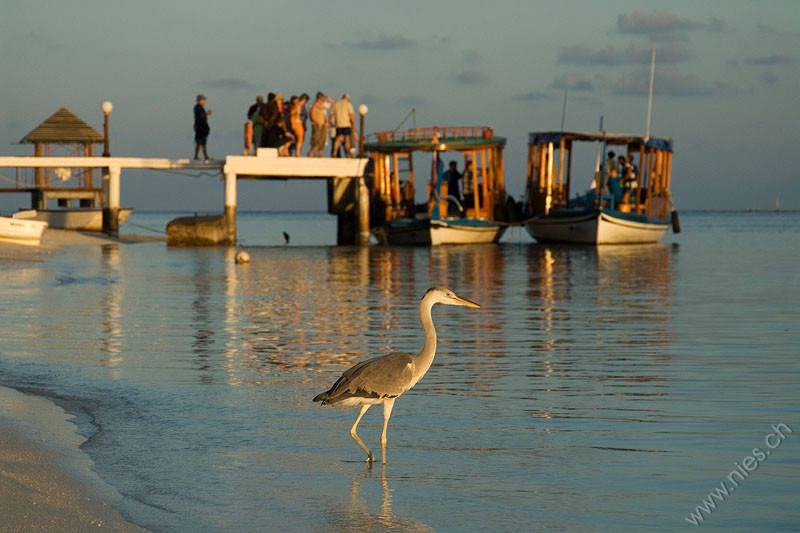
left=313, top=286, right=481, bottom=464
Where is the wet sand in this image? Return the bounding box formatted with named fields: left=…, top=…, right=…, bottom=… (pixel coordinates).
left=0, top=230, right=156, bottom=531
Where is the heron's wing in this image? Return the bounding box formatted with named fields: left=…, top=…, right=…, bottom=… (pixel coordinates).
left=315, top=352, right=415, bottom=404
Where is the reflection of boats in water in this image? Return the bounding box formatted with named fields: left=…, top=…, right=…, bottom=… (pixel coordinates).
left=0, top=214, right=48, bottom=245
left=523, top=131, right=679, bottom=244
left=366, top=127, right=510, bottom=245
left=13, top=208, right=132, bottom=231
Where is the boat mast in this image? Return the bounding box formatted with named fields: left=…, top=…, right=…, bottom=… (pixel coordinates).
left=645, top=44, right=656, bottom=141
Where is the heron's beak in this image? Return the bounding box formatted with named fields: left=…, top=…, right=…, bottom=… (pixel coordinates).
left=452, top=295, right=482, bottom=309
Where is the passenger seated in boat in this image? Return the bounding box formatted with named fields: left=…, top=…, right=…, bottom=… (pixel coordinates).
left=619, top=156, right=637, bottom=204
left=462, top=162, right=474, bottom=213
left=400, top=181, right=416, bottom=217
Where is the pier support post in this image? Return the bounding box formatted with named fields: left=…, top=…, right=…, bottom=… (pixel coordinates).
left=224, top=170, right=237, bottom=245
left=102, top=166, right=121, bottom=236
left=357, top=176, right=370, bottom=246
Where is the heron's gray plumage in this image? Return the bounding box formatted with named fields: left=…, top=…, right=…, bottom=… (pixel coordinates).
left=313, top=286, right=481, bottom=464
left=313, top=352, right=415, bottom=404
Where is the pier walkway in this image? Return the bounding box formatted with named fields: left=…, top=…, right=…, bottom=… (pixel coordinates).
left=0, top=149, right=369, bottom=244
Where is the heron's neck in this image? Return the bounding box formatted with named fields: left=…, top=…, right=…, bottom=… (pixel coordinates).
left=415, top=298, right=437, bottom=378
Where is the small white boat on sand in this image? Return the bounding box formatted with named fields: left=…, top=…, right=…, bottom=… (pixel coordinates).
left=0, top=215, right=48, bottom=245
left=12, top=208, right=132, bottom=232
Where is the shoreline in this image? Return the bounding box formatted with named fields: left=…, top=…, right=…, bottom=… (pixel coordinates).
left=0, top=386, right=145, bottom=531
left=1, top=230, right=155, bottom=530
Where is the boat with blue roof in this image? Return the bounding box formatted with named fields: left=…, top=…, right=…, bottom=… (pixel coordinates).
left=523, top=130, right=679, bottom=244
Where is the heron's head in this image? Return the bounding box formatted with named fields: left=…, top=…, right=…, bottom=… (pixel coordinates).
left=423, top=286, right=482, bottom=309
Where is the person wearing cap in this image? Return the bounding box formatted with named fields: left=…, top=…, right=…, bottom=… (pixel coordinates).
left=194, top=94, right=212, bottom=160
left=331, top=93, right=356, bottom=158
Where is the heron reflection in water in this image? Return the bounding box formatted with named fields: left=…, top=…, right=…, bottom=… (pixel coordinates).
left=313, top=286, right=481, bottom=463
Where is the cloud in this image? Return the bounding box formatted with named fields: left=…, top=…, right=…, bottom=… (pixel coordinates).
left=347, top=34, right=416, bottom=50
left=551, top=74, right=593, bottom=91
left=706, top=17, right=726, bottom=33
left=617, top=11, right=699, bottom=40
left=25, top=30, right=60, bottom=50
left=612, top=67, right=715, bottom=96
left=462, top=50, right=484, bottom=64
left=557, top=43, right=690, bottom=65
left=756, top=22, right=776, bottom=34
left=449, top=70, right=490, bottom=85
left=397, top=95, right=425, bottom=107
left=744, top=54, right=796, bottom=65
left=199, top=77, right=256, bottom=91
left=758, top=71, right=779, bottom=85
left=512, top=91, right=552, bottom=102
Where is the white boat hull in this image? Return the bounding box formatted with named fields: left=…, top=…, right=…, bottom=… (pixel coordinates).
left=0, top=216, right=48, bottom=245
left=430, top=220, right=506, bottom=245
left=13, top=208, right=132, bottom=231
left=374, top=218, right=507, bottom=246
left=526, top=210, right=669, bottom=244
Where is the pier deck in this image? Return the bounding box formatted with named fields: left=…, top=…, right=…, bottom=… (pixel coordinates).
left=0, top=149, right=369, bottom=243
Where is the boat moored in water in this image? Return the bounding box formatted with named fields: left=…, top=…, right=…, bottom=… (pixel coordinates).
left=523, top=130, right=678, bottom=244
left=366, top=126, right=510, bottom=245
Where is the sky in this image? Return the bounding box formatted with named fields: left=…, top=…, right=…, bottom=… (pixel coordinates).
left=1, top=0, right=798, bottom=213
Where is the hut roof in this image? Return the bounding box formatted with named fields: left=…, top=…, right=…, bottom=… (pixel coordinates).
left=20, top=107, right=104, bottom=144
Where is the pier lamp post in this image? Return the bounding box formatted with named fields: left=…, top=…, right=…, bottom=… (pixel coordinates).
left=102, top=100, right=113, bottom=157
left=358, top=104, right=368, bottom=157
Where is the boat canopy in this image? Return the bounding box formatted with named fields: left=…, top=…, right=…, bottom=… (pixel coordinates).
left=366, top=126, right=507, bottom=225
left=528, top=131, right=672, bottom=152
left=367, top=126, right=506, bottom=153
left=524, top=129, right=673, bottom=221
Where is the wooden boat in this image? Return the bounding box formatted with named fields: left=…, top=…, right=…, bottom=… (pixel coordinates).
left=523, top=131, right=678, bottom=244
left=12, top=208, right=132, bottom=231
left=366, top=126, right=509, bottom=245
left=0, top=215, right=48, bottom=245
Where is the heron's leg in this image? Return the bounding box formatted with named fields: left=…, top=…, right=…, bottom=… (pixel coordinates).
left=350, top=405, right=374, bottom=462
left=380, top=398, right=395, bottom=464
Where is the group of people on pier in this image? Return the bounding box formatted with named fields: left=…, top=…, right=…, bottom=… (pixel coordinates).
left=192, top=92, right=360, bottom=160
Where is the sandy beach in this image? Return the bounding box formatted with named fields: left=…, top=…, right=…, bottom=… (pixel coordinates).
left=1, top=230, right=155, bottom=531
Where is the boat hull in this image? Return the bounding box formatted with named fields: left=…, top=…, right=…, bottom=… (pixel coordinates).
left=526, top=209, right=669, bottom=244
left=0, top=216, right=48, bottom=245
left=13, top=208, right=132, bottom=231
left=374, top=218, right=507, bottom=246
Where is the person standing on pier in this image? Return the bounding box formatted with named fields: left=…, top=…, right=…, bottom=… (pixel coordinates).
left=247, top=95, right=263, bottom=155
left=331, top=94, right=357, bottom=158
left=308, top=92, right=333, bottom=157
left=194, top=94, right=212, bottom=161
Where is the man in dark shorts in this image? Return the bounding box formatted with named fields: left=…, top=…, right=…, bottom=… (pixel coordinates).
left=331, top=94, right=356, bottom=157
left=193, top=94, right=212, bottom=160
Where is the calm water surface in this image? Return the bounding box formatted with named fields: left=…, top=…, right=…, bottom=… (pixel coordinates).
left=1, top=212, right=798, bottom=531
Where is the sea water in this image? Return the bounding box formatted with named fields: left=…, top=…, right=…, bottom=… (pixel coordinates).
left=0, top=211, right=798, bottom=532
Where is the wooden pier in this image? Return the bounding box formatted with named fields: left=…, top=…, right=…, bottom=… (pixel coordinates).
left=0, top=149, right=369, bottom=245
